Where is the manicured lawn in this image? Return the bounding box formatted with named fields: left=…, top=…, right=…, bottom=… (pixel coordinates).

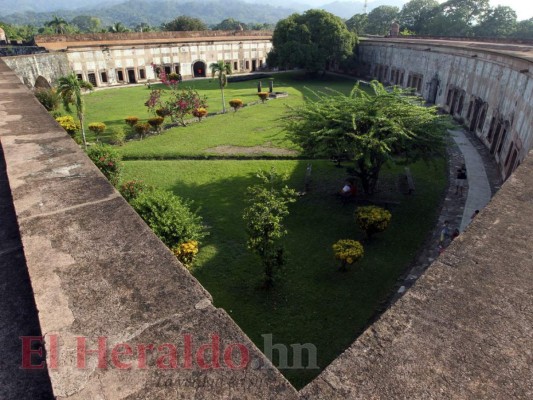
left=80, top=72, right=447, bottom=388
left=122, top=158, right=446, bottom=388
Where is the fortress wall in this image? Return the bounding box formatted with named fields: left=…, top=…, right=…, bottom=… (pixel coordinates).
left=2, top=52, right=70, bottom=88
left=0, top=58, right=297, bottom=400
left=357, top=38, right=533, bottom=180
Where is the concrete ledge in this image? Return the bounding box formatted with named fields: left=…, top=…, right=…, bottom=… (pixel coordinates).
left=0, top=58, right=297, bottom=399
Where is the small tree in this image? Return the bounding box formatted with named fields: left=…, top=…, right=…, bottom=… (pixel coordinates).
left=355, top=205, right=391, bottom=239
left=88, top=122, right=106, bottom=142
left=257, top=92, right=269, bottom=103
left=192, top=108, right=208, bottom=121
left=243, top=168, right=297, bottom=288
left=145, top=87, right=207, bottom=127
left=134, top=122, right=151, bottom=139
left=147, top=116, right=164, bottom=133
left=229, top=98, right=243, bottom=112
left=210, top=61, right=232, bottom=113
left=55, top=115, right=80, bottom=136
left=332, top=239, right=364, bottom=271
left=109, top=126, right=126, bottom=145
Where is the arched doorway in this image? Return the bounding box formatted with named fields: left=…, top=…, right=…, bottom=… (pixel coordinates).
left=34, top=75, right=52, bottom=89
left=193, top=61, right=206, bottom=78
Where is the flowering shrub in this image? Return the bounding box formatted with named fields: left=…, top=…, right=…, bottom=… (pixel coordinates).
left=229, top=98, right=243, bottom=112
left=130, top=188, right=207, bottom=249
left=35, top=88, right=60, bottom=111
left=332, top=239, right=364, bottom=270
left=355, top=205, right=392, bottom=238
left=86, top=144, right=123, bottom=187
left=55, top=115, right=80, bottom=135
left=88, top=122, right=106, bottom=141
left=257, top=92, right=269, bottom=103
left=110, top=126, right=126, bottom=146
left=125, top=116, right=139, bottom=127
left=172, top=240, right=199, bottom=268
left=134, top=122, right=151, bottom=139
left=145, top=87, right=208, bottom=127
left=155, top=108, right=171, bottom=118
left=192, top=107, right=208, bottom=121
left=147, top=117, right=165, bottom=132
left=119, top=180, right=151, bottom=202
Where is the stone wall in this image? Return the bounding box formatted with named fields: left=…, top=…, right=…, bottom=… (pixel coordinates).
left=2, top=52, right=69, bottom=88
left=356, top=38, right=533, bottom=180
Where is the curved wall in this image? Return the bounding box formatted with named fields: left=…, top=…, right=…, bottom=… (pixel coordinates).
left=356, top=38, right=533, bottom=180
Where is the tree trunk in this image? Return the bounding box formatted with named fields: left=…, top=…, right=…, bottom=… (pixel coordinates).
left=79, top=112, right=87, bottom=150
left=220, top=87, right=226, bottom=113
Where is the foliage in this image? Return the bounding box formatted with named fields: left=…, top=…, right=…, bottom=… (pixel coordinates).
left=345, top=13, right=368, bottom=35
left=212, top=18, right=246, bottom=30
left=398, top=0, right=439, bottom=34
left=125, top=116, right=139, bottom=127
left=55, top=115, right=79, bottom=135
left=130, top=188, right=207, bottom=249
left=147, top=116, right=165, bottom=132
left=134, top=122, right=151, bottom=139
left=86, top=144, right=123, bottom=186
left=423, top=0, right=491, bottom=37
left=109, top=126, right=126, bottom=146
left=34, top=88, right=60, bottom=111
left=108, top=22, right=129, bottom=33
left=172, top=240, right=199, bottom=268
left=257, top=92, right=269, bottom=103
left=192, top=107, right=208, bottom=121
left=156, top=108, right=171, bottom=118
left=210, top=61, right=232, bottom=113
left=71, top=15, right=101, bottom=33
left=161, top=16, right=207, bottom=31
left=366, top=6, right=400, bottom=35
left=269, top=9, right=357, bottom=74
left=513, top=18, right=533, bottom=39
left=242, top=168, right=297, bottom=287
left=283, top=81, right=449, bottom=195
left=45, top=15, right=69, bottom=34
left=355, top=206, right=392, bottom=238
left=475, top=5, right=517, bottom=37
left=118, top=179, right=151, bottom=202
left=146, top=86, right=208, bottom=127
left=88, top=122, right=106, bottom=141
left=57, top=73, right=93, bottom=148
left=229, top=98, right=243, bottom=112
left=332, top=239, right=364, bottom=270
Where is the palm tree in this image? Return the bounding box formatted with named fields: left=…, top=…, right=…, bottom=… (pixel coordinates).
left=210, top=61, right=232, bottom=113
left=46, top=15, right=69, bottom=34
left=57, top=73, right=93, bottom=149
left=109, top=22, right=129, bottom=33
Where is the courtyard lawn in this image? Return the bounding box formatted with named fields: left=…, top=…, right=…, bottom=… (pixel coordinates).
left=122, top=158, right=447, bottom=388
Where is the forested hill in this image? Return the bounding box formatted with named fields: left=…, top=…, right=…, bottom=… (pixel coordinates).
left=1, top=0, right=296, bottom=27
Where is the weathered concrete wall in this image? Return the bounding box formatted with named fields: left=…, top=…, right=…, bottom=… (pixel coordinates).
left=356, top=38, right=533, bottom=180
left=0, top=58, right=298, bottom=399
left=2, top=52, right=69, bottom=88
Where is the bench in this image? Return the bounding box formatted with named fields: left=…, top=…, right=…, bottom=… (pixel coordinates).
left=405, top=167, right=415, bottom=194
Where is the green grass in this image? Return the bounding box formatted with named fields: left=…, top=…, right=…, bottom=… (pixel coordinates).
left=122, top=158, right=446, bottom=388
left=79, top=72, right=447, bottom=388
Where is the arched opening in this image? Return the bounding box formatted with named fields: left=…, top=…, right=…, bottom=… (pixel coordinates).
left=34, top=76, right=51, bottom=89
left=193, top=61, right=206, bottom=78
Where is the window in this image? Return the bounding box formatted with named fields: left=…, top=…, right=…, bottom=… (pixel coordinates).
left=87, top=73, right=97, bottom=87
left=164, top=66, right=171, bottom=74
left=100, top=72, right=108, bottom=83
left=234, top=61, right=238, bottom=70
left=139, top=69, right=146, bottom=79
left=117, top=70, right=124, bottom=81
left=174, top=65, right=180, bottom=74
left=76, top=73, right=83, bottom=81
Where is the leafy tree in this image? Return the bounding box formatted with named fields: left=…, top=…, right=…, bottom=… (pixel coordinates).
left=210, top=60, right=232, bottom=113
left=45, top=15, right=69, bottom=34
left=57, top=73, right=93, bottom=149
left=345, top=13, right=368, bottom=35
left=162, top=16, right=207, bottom=31
left=0, top=21, right=36, bottom=42
left=247, top=22, right=275, bottom=31
left=283, top=82, right=449, bottom=195
left=475, top=6, right=517, bottom=37
left=366, top=6, right=400, bottom=35
left=108, top=22, right=129, bottom=33
left=398, top=0, right=439, bottom=34
left=243, top=168, right=297, bottom=288
left=513, top=18, right=533, bottom=39
left=212, top=18, right=246, bottom=31
left=135, top=22, right=155, bottom=32
left=423, top=0, right=490, bottom=36
left=268, top=10, right=356, bottom=74
left=71, top=15, right=101, bottom=33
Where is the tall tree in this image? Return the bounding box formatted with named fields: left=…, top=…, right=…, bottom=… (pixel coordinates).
left=71, top=15, right=101, bottom=33
left=45, top=15, right=69, bottom=34
left=108, top=22, right=129, bottom=33
left=345, top=13, right=368, bottom=36
left=57, top=73, right=93, bottom=149
left=398, top=0, right=439, bottom=34
left=423, top=0, right=491, bottom=36
left=475, top=6, right=517, bottom=37
left=283, top=82, right=449, bottom=195
left=135, top=22, right=155, bottom=33
left=209, top=61, right=232, bottom=113
left=513, top=18, right=533, bottom=39
left=366, top=6, right=400, bottom=35
left=161, top=16, right=207, bottom=31
left=268, top=10, right=356, bottom=74
left=212, top=18, right=247, bottom=31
